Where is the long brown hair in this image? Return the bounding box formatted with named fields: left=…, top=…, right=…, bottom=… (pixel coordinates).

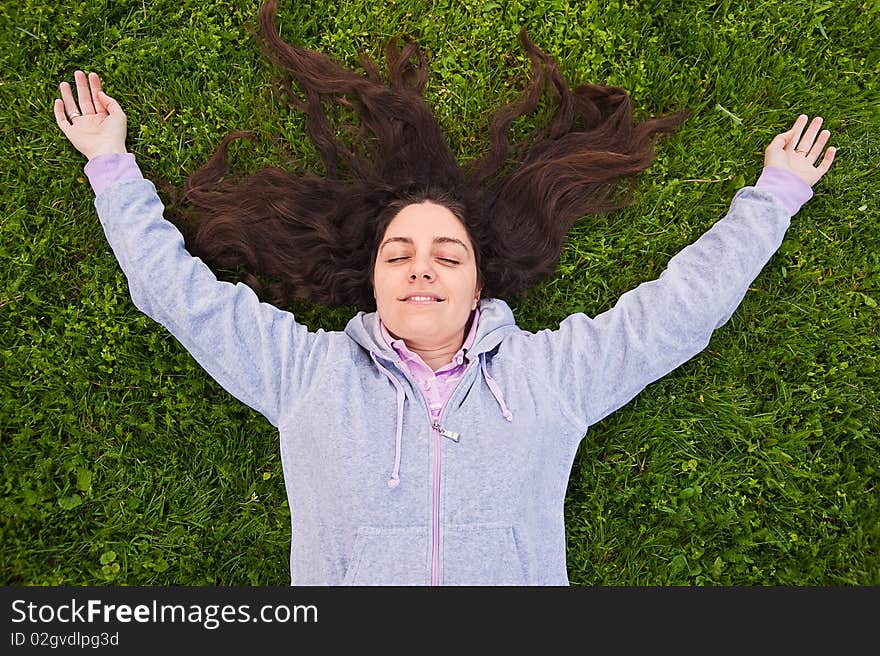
left=160, top=0, right=691, bottom=312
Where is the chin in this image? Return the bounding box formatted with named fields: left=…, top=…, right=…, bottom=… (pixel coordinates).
left=399, top=316, right=442, bottom=333
left=396, top=316, right=447, bottom=338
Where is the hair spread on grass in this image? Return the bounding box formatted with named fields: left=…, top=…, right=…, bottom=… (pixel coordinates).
left=159, top=0, right=691, bottom=311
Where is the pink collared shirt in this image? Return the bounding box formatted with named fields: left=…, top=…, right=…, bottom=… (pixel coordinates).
left=379, top=307, right=481, bottom=419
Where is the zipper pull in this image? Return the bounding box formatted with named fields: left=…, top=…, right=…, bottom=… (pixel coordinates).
left=432, top=420, right=460, bottom=443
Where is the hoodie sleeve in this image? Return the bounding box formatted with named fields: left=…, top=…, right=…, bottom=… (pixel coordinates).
left=539, top=173, right=804, bottom=431
left=90, top=158, right=316, bottom=428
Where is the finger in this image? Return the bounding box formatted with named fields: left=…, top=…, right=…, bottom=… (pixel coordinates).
left=816, top=146, right=836, bottom=175
left=59, top=80, right=80, bottom=118
left=806, top=129, right=831, bottom=164
left=100, top=91, right=123, bottom=117
left=74, top=70, right=96, bottom=115
left=89, top=72, right=106, bottom=114
left=53, top=98, right=72, bottom=130
left=795, top=116, right=823, bottom=155
left=784, top=114, right=809, bottom=150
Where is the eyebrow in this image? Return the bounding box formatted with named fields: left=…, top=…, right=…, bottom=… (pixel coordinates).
left=379, top=236, right=469, bottom=254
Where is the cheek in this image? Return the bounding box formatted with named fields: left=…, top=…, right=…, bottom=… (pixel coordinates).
left=371, top=266, right=384, bottom=298
left=372, top=269, right=397, bottom=307
left=462, top=269, right=479, bottom=296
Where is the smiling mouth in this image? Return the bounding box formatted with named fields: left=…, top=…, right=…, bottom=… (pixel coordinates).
left=400, top=296, right=445, bottom=304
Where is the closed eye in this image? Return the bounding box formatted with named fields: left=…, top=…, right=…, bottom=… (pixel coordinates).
left=386, top=257, right=460, bottom=264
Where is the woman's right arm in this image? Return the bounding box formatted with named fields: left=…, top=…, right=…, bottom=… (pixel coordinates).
left=55, top=72, right=315, bottom=428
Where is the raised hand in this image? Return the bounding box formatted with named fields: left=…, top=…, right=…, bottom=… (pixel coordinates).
left=54, top=71, right=128, bottom=161
left=764, top=114, right=836, bottom=188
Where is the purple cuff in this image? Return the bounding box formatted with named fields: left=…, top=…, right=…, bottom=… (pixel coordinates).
left=751, top=166, right=814, bottom=216
left=83, top=153, right=144, bottom=195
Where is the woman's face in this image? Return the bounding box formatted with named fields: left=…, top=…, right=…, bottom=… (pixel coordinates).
left=373, top=201, right=481, bottom=349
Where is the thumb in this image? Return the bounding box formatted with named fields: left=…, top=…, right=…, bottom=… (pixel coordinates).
left=98, top=91, right=123, bottom=114
left=767, top=133, right=788, bottom=150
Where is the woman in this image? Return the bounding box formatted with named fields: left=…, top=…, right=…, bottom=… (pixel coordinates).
left=54, top=2, right=835, bottom=585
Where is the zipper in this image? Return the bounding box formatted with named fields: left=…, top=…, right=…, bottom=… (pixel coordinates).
left=429, top=418, right=461, bottom=586
left=378, top=353, right=477, bottom=586
left=433, top=420, right=460, bottom=442
left=430, top=420, right=441, bottom=585
left=426, top=360, right=477, bottom=586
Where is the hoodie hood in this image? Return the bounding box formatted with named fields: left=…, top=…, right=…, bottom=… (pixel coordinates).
left=343, top=297, right=519, bottom=364
left=344, top=298, right=520, bottom=488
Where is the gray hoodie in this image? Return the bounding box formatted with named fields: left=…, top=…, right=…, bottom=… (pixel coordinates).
left=89, top=155, right=811, bottom=584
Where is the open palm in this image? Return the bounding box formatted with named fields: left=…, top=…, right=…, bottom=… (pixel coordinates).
left=764, top=115, right=836, bottom=187
left=54, top=70, right=128, bottom=161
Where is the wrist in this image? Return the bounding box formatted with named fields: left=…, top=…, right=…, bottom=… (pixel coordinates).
left=87, top=147, right=128, bottom=161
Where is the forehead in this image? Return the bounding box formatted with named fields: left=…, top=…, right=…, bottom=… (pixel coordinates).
left=383, top=201, right=468, bottom=240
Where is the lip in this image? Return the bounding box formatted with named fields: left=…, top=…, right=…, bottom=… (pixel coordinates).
left=398, top=293, right=445, bottom=303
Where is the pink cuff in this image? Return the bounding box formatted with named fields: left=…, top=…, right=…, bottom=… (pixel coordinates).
left=83, top=153, right=144, bottom=195
left=752, top=166, right=814, bottom=216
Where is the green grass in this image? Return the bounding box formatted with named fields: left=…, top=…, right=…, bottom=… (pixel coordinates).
left=1, top=0, right=878, bottom=585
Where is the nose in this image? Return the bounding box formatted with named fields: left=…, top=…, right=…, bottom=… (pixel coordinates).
left=408, top=257, right=435, bottom=280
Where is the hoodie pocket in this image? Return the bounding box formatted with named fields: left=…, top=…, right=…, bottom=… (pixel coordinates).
left=442, top=523, right=526, bottom=585
left=342, top=526, right=430, bottom=586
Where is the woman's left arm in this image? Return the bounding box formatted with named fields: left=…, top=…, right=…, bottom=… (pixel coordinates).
left=532, top=115, right=837, bottom=431
left=764, top=114, right=836, bottom=186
